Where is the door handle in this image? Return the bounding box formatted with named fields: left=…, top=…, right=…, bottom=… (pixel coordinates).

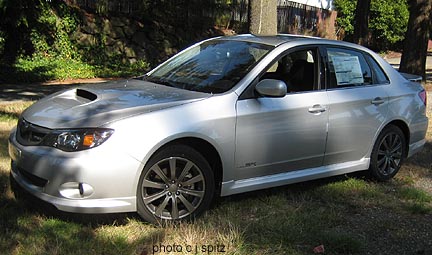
left=371, top=97, right=385, bottom=105
left=308, top=104, right=326, bottom=114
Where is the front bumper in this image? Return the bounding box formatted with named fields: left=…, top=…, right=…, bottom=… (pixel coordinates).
left=8, top=127, right=143, bottom=214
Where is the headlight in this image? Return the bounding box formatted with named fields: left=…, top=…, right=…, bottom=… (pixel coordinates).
left=44, top=129, right=114, bottom=152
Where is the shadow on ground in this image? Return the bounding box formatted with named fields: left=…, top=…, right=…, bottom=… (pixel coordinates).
left=0, top=79, right=115, bottom=102
left=1, top=162, right=164, bottom=255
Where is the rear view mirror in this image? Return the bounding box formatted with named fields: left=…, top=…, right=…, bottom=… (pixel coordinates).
left=255, top=79, right=287, bottom=98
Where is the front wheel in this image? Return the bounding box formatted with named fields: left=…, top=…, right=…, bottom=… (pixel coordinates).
left=137, top=145, right=215, bottom=223
left=369, top=125, right=406, bottom=181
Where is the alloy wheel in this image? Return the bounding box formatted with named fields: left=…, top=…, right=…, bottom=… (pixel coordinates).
left=141, top=157, right=205, bottom=220
left=376, top=132, right=403, bottom=177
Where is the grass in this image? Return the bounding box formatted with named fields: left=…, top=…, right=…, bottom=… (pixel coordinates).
left=398, top=186, right=432, bottom=203
left=0, top=93, right=431, bottom=255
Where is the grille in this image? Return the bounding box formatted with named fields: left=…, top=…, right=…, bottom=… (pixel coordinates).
left=16, top=118, right=51, bottom=146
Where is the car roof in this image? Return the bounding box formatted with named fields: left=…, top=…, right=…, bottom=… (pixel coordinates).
left=218, top=34, right=324, bottom=46
left=217, top=34, right=366, bottom=51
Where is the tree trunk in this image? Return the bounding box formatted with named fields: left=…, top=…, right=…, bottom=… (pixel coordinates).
left=249, top=0, right=277, bottom=35
left=400, top=0, right=432, bottom=78
left=352, top=0, right=371, bottom=46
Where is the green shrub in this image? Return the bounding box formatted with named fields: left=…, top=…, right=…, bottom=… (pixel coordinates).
left=334, top=0, right=409, bottom=51
left=15, top=56, right=96, bottom=81
left=0, top=56, right=149, bottom=83
left=0, top=1, right=149, bottom=83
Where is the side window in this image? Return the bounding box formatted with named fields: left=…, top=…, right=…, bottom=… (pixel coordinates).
left=366, top=54, right=390, bottom=84
left=261, top=49, right=318, bottom=93
left=327, top=48, right=372, bottom=88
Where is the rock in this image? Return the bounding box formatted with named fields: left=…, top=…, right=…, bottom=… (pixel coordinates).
left=124, top=46, right=136, bottom=58
left=76, top=33, right=97, bottom=46
left=128, top=58, right=137, bottom=64
left=111, top=25, right=125, bottom=39
left=162, top=40, right=176, bottom=55
left=114, top=41, right=125, bottom=52
left=132, top=31, right=147, bottom=47
left=81, top=22, right=99, bottom=35
left=111, top=16, right=129, bottom=27
left=102, top=18, right=112, bottom=35
left=148, top=28, right=164, bottom=41
left=123, top=22, right=138, bottom=38
left=105, top=36, right=116, bottom=46
left=132, top=45, right=147, bottom=59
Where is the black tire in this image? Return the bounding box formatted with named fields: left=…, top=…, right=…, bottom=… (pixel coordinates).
left=137, top=145, right=215, bottom=223
left=369, top=125, right=406, bottom=181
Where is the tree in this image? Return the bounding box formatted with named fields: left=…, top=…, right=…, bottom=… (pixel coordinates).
left=352, top=0, right=371, bottom=46
left=399, top=0, right=432, bottom=78
left=249, top=0, right=277, bottom=35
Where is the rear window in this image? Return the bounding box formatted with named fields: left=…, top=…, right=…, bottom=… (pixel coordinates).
left=366, top=55, right=390, bottom=84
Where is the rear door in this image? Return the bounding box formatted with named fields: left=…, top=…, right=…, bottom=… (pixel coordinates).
left=323, top=47, right=389, bottom=165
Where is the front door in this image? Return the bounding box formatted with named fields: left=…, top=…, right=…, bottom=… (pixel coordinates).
left=234, top=48, right=329, bottom=180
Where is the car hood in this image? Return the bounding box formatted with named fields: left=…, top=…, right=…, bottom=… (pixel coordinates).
left=21, top=79, right=212, bottom=129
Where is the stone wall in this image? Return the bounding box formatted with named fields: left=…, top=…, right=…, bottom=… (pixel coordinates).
left=72, top=11, right=225, bottom=65
left=72, top=12, right=179, bottom=65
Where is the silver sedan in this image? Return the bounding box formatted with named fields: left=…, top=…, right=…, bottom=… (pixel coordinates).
left=8, top=34, right=428, bottom=222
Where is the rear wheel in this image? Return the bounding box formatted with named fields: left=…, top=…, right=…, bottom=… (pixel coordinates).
left=369, top=125, right=406, bottom=181
left=137, top=145, right=215, bottom=223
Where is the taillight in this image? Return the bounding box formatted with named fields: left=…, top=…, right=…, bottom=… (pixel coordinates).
left=418, top=90, right=427, bottom=106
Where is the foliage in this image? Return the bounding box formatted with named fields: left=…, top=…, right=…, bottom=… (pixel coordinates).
left=30, top=2, right=80, bottom=60
left=369, top=0, right=409, bottom=49
left=0, top=0, right=242, bottom=82
left=334, top=0, right=356, bottom=36
left=0, top=1, right=149, bottom=82
left=14, top=56, right=95, bottom=81
left=334, top=0, right=409, bottom=50
left=0, top=56, right=149, bottom=83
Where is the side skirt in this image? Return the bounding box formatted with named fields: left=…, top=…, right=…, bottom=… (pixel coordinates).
left=220, top=158, right=370, bottom=196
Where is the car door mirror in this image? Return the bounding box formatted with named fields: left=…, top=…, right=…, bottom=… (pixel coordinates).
left=255, top=79, right=287, bottom=98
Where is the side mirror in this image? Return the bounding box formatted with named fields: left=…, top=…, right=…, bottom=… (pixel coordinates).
left=255, top=79, right=287, bottom=98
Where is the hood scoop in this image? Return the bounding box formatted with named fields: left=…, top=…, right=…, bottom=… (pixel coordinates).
left=76, top=89, right=97, bottom=102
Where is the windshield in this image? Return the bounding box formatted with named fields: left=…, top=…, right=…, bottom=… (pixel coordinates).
left=145, top=40, right=273, bottom=93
